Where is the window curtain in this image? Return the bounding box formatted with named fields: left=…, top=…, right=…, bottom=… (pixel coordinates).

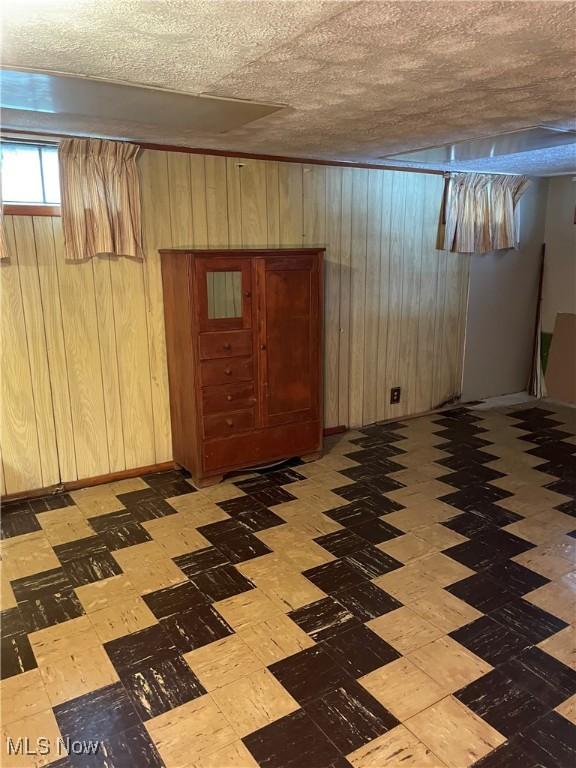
left=443, top=172, right=530, bottom=254
left=59, top=139, right=143, bottom=261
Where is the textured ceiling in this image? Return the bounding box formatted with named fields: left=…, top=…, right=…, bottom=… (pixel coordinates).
left=2, top=0, right=575, bottom=175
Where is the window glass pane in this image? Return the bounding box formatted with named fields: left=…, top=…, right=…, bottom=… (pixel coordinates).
left=1, top=143, right=43, bottom=203
left=41, top=146, right=61, bottom=203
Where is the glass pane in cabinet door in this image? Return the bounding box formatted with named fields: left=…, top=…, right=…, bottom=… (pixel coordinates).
left=206, top=271, right=242, bottom=319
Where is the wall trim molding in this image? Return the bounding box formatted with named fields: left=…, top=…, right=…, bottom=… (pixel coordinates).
left=2, top=129, right=443, bottom=176
left=4, top=204, right=61, bottom=217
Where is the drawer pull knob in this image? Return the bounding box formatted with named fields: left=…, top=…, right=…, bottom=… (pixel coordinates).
left=226, top=395, right=233, bottom=401
left=223, top=343, right=231, bottom=350
left=226, top=419, right=233, bottom=427
left=261, top=344, right=266, bottom=351
left=225, top=368, right=232, bottom=375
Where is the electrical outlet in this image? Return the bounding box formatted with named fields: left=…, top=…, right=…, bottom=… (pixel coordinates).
left=390, top=387, right=401, bottom=404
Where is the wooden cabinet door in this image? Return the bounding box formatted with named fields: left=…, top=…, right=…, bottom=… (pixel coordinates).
left=195, top=257, right=252, bottom=332
left=256, top=254, right=321, bottom=427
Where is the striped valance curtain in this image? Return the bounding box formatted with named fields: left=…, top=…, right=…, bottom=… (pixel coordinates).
left=443, top=172, right=530, bottom=254
left=59, top=139, right=143, bottom=261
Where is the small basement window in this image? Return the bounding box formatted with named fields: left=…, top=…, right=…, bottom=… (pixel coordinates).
left=1, top=141, right=61, bottom=212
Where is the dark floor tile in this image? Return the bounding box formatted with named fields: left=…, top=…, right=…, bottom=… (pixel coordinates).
left=314, top=530, right=366, bottom=558
left=305, top=677, right=399, bottom=753
left=236, top=508, right=286, bottom=532
left=528, top=442, right=576, bottom=463
left=88, top=510, right=138, bottom=532
left=262, top=468, right=306, bottom=485
left=127, top=498, right=179, bottom=523
left=1, top=508, right=41, bottom=539
left=269, top=646, right=352, bottom=706
left=437, top=437, right=491, bottom=452
left=491, top=598, right=568, bottom=645
left=437, top=449, right=499, bottom=471
left=521, top=711, right=576, bottom=768
left=444, top=539, right=508, bottom=571
left=333, top=484, right=403, bottom=513
left=0, top=607, right=37, bottom=679
left=546, top=478, right=576, bottom=498
left=105, top=625, right=175, bottom=672
left=142, top=581, right=208, bottom=620
left=450, top=615, right=530, bottom=667
left=29, top=493, right=75, bottom=513
left=67, top=723, right=165, bottom=768
left=511, top=407, right=555, bottom=420
left=447, top=572, right=517, bottom=613
left=11, top=567, right=74, bottom=600
left=485, top=560, right=549, bottom=596
left=476, top=528, right=534, bottom=558
left=160, top=605, right=233, bottom=652
left=190, top=563, right=255, bottom=601
left=555, top=499, right=576, bottom=517
left=441, top=484, right=512, bottom=512
left=303, top=559, right=366, bottom=594
left=197, top=518, right=246, bottom=541
left=54, top=683, right=140, bottom=742
left=325, top=501, right=380, bottom=528
left=99, top=523, right=152, bottom=551
left=54, top=536, right=123, bottom=587
left=468, top=504, right=523, bottom=528
left=119, top=653, right=205, bottom=720
left=442, top=513, right=491, bottom=538
left=340, top=469, right=404, bottom=493
left=472, top=738, right=541, bottom=768
left=504, top=646, right=576, bottom=708
left=323, top=623, right=400, bottom=677
left=455, top=667, right=549, bottom=738
left=172, top=546, right=229, bottom=577
left=115, top=488, right=161, bottom=507
left=212, top=533, right=271, bottom=564
left=249, top=487, right=296, bottom=507
left=18, top=589, right=86, bottom=632
left=243, top=709, right=340, bottom=768
left=289, top=597, right=358, bottom=642
left=349, top=517, right=403, bottom=544
left=218, top=495, right=270, bottom=516
left=344, top=545, right=402, bottom=579
left=335, top=581, right=402, bottom=621
left=519, top=428, right=573, bottom=446
left=438, top=466, right=504, bottom=490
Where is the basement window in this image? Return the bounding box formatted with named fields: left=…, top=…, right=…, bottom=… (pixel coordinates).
left=1, top=141, right=61, bottom=213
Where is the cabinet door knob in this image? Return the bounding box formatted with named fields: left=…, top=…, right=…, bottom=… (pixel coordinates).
left=226, top=394, right=233, bottom=401
left=226, top=419, right=233, bottom=427
left=260, top=344, right=266, bottom=351
left=223, top=343, right=231, bottom=350
left=225, top=368, right=232, bottom=375
left=244, top=291, right=251, bottom=298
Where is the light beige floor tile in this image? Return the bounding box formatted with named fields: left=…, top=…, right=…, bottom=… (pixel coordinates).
left=538, top=625, right=575, bottom=669
left=36, top=641, right=119, bottom=706
left=0, top=669, right=51, bottom=725
left=75, top=574, right=139, bottom=612
left=301, top=469, right=355, bottom=490
left=70, top=490, right=125, bottom=517
left=238, top=554, right=326, bottom=611
left=373, top=562, right=437, bottom=604
left=185, top=635, right=263, bottom=690
left=513, top=546, right=574, bottom=581
left=89, top=597, right=158, bottom=643
left=525, top=577, right=576, bottom=623
left=257, top=525, right=335, bottom=570
left=198, top=484, right=246, bottom=503
left=108, top=477, right=150, bottom=494
left=146, top=696, right=236, bottom=767
left=36, top=506, right=95, bottom=545
left=1, top=570, right=17, bottom=610
left=215, top=589, right=286, bottom=631
left=360, top=657, right=448, bottom=720
left=417, top=552, right=474, bottom=587
left=405, top=696, right=505, bottom=768
left=193, top=740, right=260, bottom=768
left=155, top=526, right=211, bottom=558
left=1, top=709, right=65, bottom=768
left=296, top=453, right=359, bottom=476
left=29, top=616, right=94, bottom=660
left=211, top=668, right=299, bottom=738
left=410, top=588, right=483, bottom=633
left=414, top=524, right=468, bottom=551
left=347, top=724, right=447, bottom=767
left=166, top=494, right=229, bottom=526
left=239, top=614, right=315, bottom=664
left=112, top=541, right=186, bottom=594
left=1, top=531, right=60, bottom=581
left=377, top=534, right=435, bottom=564
left=408, top=637, right=492, bottom=693
left=555, top=693, right=576, bottom=724
left=368, top=606, right=443, bottom=654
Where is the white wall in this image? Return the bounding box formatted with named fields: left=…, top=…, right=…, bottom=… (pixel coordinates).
left=461, top=179, right=548, bottom=401
left=542, top=175, right=576, bottom=333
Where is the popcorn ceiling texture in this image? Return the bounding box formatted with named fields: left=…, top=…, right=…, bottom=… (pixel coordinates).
left=2, top=0, right=575, bottom=174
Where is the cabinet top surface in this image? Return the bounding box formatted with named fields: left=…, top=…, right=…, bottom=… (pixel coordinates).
left=159, top=246, right=325, bottom=256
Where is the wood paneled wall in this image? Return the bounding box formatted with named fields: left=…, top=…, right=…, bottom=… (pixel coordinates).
left=0, top=151, right=469, bottom=495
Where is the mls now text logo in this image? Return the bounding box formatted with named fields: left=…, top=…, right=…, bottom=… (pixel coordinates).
left=6, top=736, right=101, bottom=757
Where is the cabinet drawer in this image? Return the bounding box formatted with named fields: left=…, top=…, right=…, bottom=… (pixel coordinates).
left=200, top=357, right=253, bottom=387
left=202, top=383, right=256, bottom=414
left=199, top=330, right=252, bottom=360
left=203, top=409, right=255, bottom=439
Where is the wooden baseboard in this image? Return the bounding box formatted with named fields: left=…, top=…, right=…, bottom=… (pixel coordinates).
left=1, top=461, right=177, bottom=503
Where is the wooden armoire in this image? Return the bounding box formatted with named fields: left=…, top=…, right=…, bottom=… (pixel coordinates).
left=159, top=247, right=324, bottom=487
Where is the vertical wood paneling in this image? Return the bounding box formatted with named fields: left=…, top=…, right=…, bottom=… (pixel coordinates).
left=1, top=217, right=44, bottom=493
left=140, top=150, right=172, bottom=462
left=1, top=150, right=470, bottom=495
left=33, top=217, right=77, bottom=481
